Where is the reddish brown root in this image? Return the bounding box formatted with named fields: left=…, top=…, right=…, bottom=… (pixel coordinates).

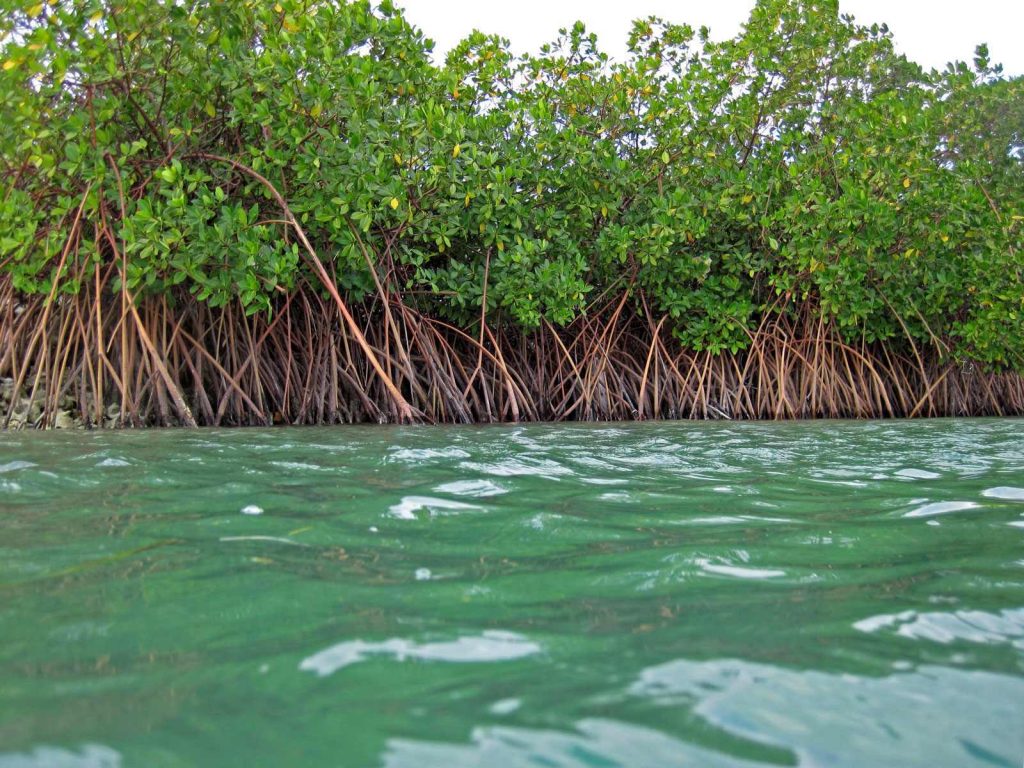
left=2, top=276, right=1022, bottom=429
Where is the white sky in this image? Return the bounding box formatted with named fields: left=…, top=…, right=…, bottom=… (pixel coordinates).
left=400, top=0, right=1024, bottom=76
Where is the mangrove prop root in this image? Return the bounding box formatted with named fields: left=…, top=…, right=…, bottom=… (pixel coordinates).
left=2, top=278, right=1022, bottom=428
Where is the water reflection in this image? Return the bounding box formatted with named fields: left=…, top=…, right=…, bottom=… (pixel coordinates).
left=300, top=631, right=541, bottom=677
left=0, top=419, right=1022, bottom=766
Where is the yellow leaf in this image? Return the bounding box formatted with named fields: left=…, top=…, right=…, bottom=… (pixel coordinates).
left=204, top=101, right=216, bottom=117
left=2, top=60, right=17, bottom=71
left=742, top=194, right=753, bottom=204
left=601, top=206, right=608, bottom=217
left=310, top=103, right=322, bottom=118
left=393, top=153, right=402, bottom=165
left=496, top=241, right=505, bottom=252
left=89, top=10, right=103, bottom=22
left=940, top=234, right=949, bottom=243
left=464, top=193, right=471, bottom=207
left=452, top=88, right=460, bottom=100
left=452, top=143, right=461, bottom=158
left=390, top=197, right=399, bottom=210
left=282, top=17, right=298, bottom=32
left=479, top=222, right=485, bottom=234
left=274, top=2, right=283, bottom=11
left=903, top=177, right=911, bottom=188
left=27, top=3, right=44, bottom=18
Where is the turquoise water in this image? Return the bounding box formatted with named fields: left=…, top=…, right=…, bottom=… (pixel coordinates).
left=1, top=419, right=1023, bottom=767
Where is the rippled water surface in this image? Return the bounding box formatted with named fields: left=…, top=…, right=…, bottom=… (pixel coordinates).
left=1, top=419, right=1023, bottom=767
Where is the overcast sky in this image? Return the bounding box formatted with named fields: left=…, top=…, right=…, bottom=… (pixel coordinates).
left=400, top=0, right=1024, bottom=76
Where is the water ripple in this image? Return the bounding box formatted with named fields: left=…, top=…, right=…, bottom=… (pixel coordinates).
left=300, top=631, right=540, bottom=677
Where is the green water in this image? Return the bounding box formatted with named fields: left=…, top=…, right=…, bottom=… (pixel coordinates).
left=1, top=420, right=1023, bottom=767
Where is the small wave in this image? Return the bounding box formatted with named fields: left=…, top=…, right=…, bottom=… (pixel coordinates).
left=895, top=468, right=941, bottom=480
left=0, top=744, right=122, bottom=768
left=433, top=479, right=507, bottom=497
left=0, top=460, right=35, bottom=473
left=697, top=560, right=786, bottom=580
left=982, top=487, right=1024, bottom=502
left=219, top=536, right=304, bottom=546
left=626, top=658, right=1024, bottom=767
left=299, top=630, right=540, bottom=677
left=459, top=458, right=573, bottom=478
left=268, top=460, right=325, bottom=472
left=388, top=496, right=479, bottom=520
left=488, top=698, right=522, bottom=715
left=903, top=501, right=978, bottom=518
left=388, top=447, right=470, bottom=462
left=854, top=607, right=1024, bottom=648
left=95, top=458, right=131, bottom=468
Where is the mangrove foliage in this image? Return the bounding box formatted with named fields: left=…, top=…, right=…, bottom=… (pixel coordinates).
left=1, top=0, right=1022, bottom=426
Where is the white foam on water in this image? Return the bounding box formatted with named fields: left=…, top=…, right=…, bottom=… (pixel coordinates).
left=415, top=567, right=432, bottom=581
left=240, top=505, right=264, bottom=516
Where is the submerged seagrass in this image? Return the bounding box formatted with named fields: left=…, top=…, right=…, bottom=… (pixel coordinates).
left=1, top=0, right=1022, bottom=426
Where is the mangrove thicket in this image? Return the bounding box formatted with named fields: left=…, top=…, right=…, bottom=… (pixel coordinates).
left=1, top=0, right=1023, bottom=426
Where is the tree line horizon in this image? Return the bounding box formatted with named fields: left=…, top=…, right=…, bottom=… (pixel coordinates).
left=1, top=0, right=1022, bottom=427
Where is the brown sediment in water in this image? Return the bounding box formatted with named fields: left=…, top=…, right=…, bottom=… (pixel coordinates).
left=2, top=273, right=1022, bottom=429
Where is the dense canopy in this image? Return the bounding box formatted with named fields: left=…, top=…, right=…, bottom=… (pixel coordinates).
left=1, top=0, right=1022, bottom=426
